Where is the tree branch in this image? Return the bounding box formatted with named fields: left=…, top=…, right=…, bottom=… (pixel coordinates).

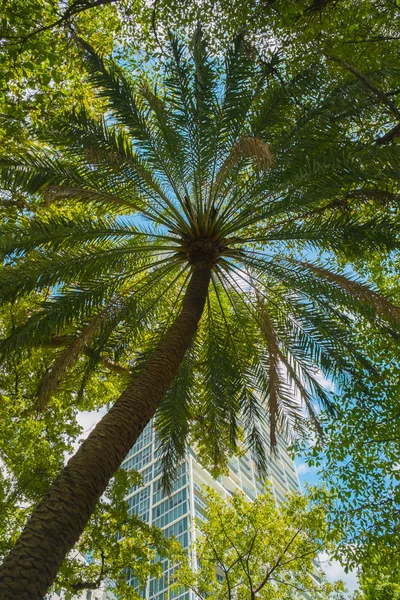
left=172, top=577, right=207, bottom=600
left=207, top=539, right=234, bottom=600
left=327, top=53, right=400, bottom=146
left=70, top=549, right=106, bottom=592
left=326, top=55, right=400, bottom=119
left=270, top=576, right=311, bottom=594
left=254, top=528, right=302, bottom=593
left=4, top=0, right=120, bottom=47
left=375, top=121, right=400, bottom=145
left=42, top=336, right=132, bottom=377
left=263, top=187, right=400, bottom=236
left=214, top=508, right=255, bottom=593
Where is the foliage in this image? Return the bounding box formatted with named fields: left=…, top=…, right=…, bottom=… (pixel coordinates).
left=173, top=486, right=348, bottom=600
left=0, top=0, right=399, bottom=595
left=2, top=0, right=400, bottom=155
left=1, top=30, right=400, bottom=596
left=0, top=297, right=178, bottom=598
left=151, top=0, right=400, bottom=134
left=298, top=321, right=400, bottom=578
left=0, top=0, right=141, bottom=140
left=0, top=298, right=81, bottom=560
left=0, top=395, right=80, bottom=562
left=150, top=0, right=399, bottom=58
left=1, top=31, right=400, bottom=485
left=352, top=571, right=400, bottom=600
left=1, top=7, right=94, bottom=149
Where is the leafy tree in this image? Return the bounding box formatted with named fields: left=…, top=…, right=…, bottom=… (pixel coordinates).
left=0, top=296, right=177, bottom=598
left=352, top=572, right=400, bottom=600
left=0, top=298, right=85, bottom=562
left=0, top=31, right=400, bottom=597
left=296, top=220, right=400, bottom=596
left=151, top=0, right=400, bottom=85
left=0, top=1, right=114, bottom=144
left=2, top=0, right=400, bottom=151
left=300, top=323, right=400, bottom=582
left=173, top=486, right=347, bottom=600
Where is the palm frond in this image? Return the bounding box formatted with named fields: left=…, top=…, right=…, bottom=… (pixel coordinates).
left=277, top=351, right=324, bottom=437
left=214, top=136, right=275, bottom=192
left=293, top=259, right=400, bottom=327
left=154, top=351, right=195, bottom=490
left=258, top=302, right=285, bottom=448
left=36, top=309, right=107, bottom=410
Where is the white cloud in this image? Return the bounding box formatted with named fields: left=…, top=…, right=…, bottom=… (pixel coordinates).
left=314, top=368, right=336, bottom=393
left=77, top=408, right=108, bottom=437
left=296, top=462, right=315, bottom=476
left=319, top=552, right=359, bottom=594
left=64, top=407, right=108, bottom=463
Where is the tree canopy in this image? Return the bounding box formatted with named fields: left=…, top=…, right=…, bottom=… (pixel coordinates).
left=299, top=317, right=400, bottom=587
left=173, top=486, right=348, bottom=600
left=2, top=0, right=399, bottom=151
left=354, top=573, right=400, bottom=600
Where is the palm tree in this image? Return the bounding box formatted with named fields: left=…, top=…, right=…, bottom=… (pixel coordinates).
left=0, top=31, right=399, bottom=598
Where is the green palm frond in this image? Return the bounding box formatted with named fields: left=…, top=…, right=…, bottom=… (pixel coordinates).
left=37, top=309, right=107, bottom=410
left=296, top=260, right=400, bottom=326
left=219, top=33, right=263, bottom=145
left=258, top=304, right=283, bottom=448
left=196, top=293, right=242, bottom=468
left=154, top=350, right=195, bottom=490
left=1, top=29, right=399, bottom=481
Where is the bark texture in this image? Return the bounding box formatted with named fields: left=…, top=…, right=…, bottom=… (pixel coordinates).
left=0, top=266, right=211, bottom=599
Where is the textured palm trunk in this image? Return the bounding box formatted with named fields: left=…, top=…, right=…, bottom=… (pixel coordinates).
left=0, top=266, right=211, bottom=599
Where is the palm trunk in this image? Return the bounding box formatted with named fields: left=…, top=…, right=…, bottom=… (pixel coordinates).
left=0, top=266, right=211, bottom=599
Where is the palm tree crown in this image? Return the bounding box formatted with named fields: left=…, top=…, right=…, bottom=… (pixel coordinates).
left=1, top=31, right=400, bottom=480
left=1, top=30, right=400, bottom=598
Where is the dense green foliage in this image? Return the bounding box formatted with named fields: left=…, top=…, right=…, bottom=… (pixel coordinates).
left=316, top=343, right=399, bottom=569
left=0, top=0, right=136, bottom=148
left=174, top=486, right=348, bottom=600
left=296, top=238, right=400, bottom=584
left=299, top=319, right=400, bottom=588
left=0, top=300, right=178, bottom=597
left=2, top=0, right=399, bottom=151
left=354, top=574, right=400, bottom=600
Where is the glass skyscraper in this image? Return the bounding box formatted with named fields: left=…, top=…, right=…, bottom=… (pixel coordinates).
left=121, top=420, right=303, bottom=600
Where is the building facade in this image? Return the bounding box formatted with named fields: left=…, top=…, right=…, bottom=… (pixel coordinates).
left=47, top=577, right=116, bottom=600
left=121, top=420, right=302, bottom=600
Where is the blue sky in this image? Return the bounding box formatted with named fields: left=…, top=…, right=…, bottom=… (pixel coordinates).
left=295, top=458, right=359, bottom=594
